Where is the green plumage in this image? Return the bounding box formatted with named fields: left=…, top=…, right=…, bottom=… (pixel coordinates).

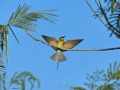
left=57, top=41, right=64, bottom=48
left=42, top=35, right=83, bottom=70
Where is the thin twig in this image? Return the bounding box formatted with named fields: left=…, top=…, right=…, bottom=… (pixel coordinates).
left=86, top=0, right=120, bottom=38
left=25, top=30, right=120, bottom=52
left=25, top=30, right=51, bottom=46
left=96, top=0, right=120, bottom=33
left=85, top=0, right=108, bottom=28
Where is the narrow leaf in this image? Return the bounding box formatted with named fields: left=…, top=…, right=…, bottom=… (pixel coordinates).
left=111, top=0, right=114, bottom=13
left=113, top=61, right=117, bottom=73
left=9, top=26, right=19, bottom=44
left=5, top=34, right=8, bottom=62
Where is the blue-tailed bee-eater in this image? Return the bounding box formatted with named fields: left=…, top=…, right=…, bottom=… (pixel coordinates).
left=42, top=35, right=83, bottom=69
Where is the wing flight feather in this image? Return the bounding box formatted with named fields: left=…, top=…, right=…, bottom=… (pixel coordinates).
left=42, top=35, right=58, bottom=50
left=63, top=39, right=83, bottom=49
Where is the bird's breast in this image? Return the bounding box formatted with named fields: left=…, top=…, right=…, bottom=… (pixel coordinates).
left=57, top=41, right=64, bottom=48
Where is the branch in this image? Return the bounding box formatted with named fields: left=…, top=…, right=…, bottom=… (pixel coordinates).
left=86, top=0, right=120, bottom=38
left=85, top=0, right=109, bottom=29
left=96, top=0, right=120, bottom=33
left=25, top=30, right=120, bottom=52
left=25, top=30, right=51, bottom=46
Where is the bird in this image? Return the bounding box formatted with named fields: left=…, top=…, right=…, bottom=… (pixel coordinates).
left=42, top=35, right=83, bottom=69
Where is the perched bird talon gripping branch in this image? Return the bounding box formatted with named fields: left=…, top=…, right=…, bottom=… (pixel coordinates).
left=42, top=35, right=83, bottom=69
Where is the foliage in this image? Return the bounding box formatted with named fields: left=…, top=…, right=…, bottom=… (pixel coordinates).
left=0, top=53, right=6, bottom=90
left=8, top=71, right=40, bottom=90
left=0, top=3, right=57, bottom=90
left=70, top=86, right=86, bottom=90
left=86, top=0, right=120, bottom=38
left=0, top=4, right=57, bottom=62
left=71, top=61, right=120, bottom=90
left=84, top=69, right=104, bottom=90
left=0, top=25, right=9, bottom=62
left=104, top=0, right=119, bottom=13
left=8, top=4, right=57, bottom=32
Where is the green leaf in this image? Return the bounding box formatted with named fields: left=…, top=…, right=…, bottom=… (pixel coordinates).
left=5, top=34, right=8, bottom=62
left=70, top=86, right=86, bottom=90
left=9, top=26, right=19, bottom=44
left=9, top=71, right=40, bottom=89
left=113, top=61, right=117, bottom=74
left=111, top=0, right=114, bottom=13
left=0, top=25, right=9, bottom=54
left=109, top=63, right=112, bottom=75
left=8, top=4, right=57, bottom=32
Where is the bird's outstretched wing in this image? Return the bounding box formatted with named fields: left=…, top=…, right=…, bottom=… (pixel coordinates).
left=62, top=39, right=83, bottom=49
left=42, top=35, right=58, bottom=50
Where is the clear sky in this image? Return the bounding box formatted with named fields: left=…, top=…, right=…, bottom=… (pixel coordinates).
left=1, top=0, right=120, bottom=90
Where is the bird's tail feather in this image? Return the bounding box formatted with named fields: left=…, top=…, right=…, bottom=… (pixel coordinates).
left=50, top=50, right=66, bottom=70
left=50, top=50, right=66, bottom=62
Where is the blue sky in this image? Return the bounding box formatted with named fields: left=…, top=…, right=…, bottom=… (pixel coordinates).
left=1, top=0, right=120, bottom=90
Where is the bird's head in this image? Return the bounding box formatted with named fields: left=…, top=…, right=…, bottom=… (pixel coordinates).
left=59, top=36, right=65, bottom=41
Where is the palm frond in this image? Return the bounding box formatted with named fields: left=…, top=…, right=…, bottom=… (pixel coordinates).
left=8, top=4, right=57, bottom=32
left=104, top=0, right=118, bottom=13
left=111, top=0, right=115, bottom=13
left=0, top=53, right=6, bottom=90
left=8, top=71, right=40, bottom=90
left=5, top=34, right=8, bottom=62
left=70, top=86, right=86, bottom=90
left=9, top=26, right=19, bottom=44
left=107, top=61, right=120, bottom=80
left=0, top=25, right=5, bottom=53
left=84, top=61, right=120, bottom=90
left=0, top=25, right=9, bottom=62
